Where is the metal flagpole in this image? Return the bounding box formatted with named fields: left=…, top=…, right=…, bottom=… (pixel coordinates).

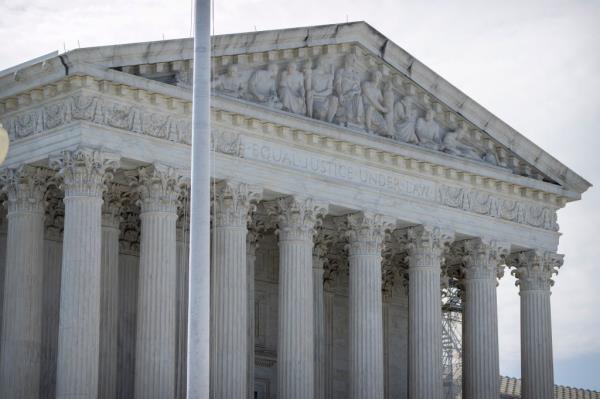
left=187, top=0, right=211, bottom=397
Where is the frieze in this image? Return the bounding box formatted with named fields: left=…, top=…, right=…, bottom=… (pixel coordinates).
left=0, top=94, right=192, bottom=145
left=212, top=129, right=243, bottom=157
left=0, top=86, right=559, bottom=232
left=436, top=184, right=558, bottom=231
left=237, top=136, right=558, bottom=231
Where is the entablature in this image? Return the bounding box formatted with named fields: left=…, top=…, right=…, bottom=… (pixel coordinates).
left=0, top=71, right=572, bottom=241
left=0, top=72, right=576, bottom=205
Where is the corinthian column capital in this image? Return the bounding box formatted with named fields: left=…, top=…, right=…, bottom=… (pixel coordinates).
left=269, top=196, right=328, bottom=241
left=407, top=225, right=454, bottom=268
left=102, top=182, right=124, bottom=228
left=247, top=216, right=265, bottom=258
left=345, top=212, right=390, bottom=256
left=213, top=180, right=262, bottom=227
left=133, top=163, right=183, bottom=214
left=509, top=250, right=564, bottom=291
left=0, top=165, right=48, bottom=213
left=462, top=238, right=510, bottom=280
left=50, top=147, right=120, bottom=197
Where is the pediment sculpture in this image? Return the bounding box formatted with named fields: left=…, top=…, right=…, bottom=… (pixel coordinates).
left=209, top=52, right=499, bottom=166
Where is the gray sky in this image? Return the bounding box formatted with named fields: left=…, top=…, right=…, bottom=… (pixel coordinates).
left=1, top=0, right=599, bottom=391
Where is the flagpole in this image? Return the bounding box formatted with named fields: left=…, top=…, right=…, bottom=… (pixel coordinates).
left=187, top=0, right=211, bottom=397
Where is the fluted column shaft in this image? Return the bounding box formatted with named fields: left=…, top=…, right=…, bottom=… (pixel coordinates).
left=210, top=182, right=260, bottom=399
left=382, top=300, right=390, bottom=399
left=247, top=227, right=261, bottom=399
left=176, top=214, right=190, bottom=399
left=511, top=250, right=562, bottom=399
left=407, top=226, right=453, bottom=399
left=134, top=164, right=181, bottom=399
left=313, top=254, right=325, bottom=399
left=273, top=197, right=325, bottom=399
left=98, top=190, right=122, bottom=399
left=462, top=239, right=508, bottom=399
left=52, top=148, right=119, bottom=399
left=0, top=167, right=46, bottom=399
left=347, top=212, right=386, bottom=399
left=212, top=222, right=247, bottom=398
left=323, top=290, right=335, bottom=399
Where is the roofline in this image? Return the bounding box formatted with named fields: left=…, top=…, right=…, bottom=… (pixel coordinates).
left=0, top=21, right=591, bottom=195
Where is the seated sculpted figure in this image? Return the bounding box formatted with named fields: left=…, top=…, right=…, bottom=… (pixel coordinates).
left=416, top=109, right=442, bottom=150
left=247, top=63, right=282, bottom=109
left=394, top=100, right=419, bottom=144
left=212, top=64, right=245, bottom=98
left=306, top=57, right=338, bottom=123
left=334, top=53, right=364, bottom=126
left=361, top=70, right=388, bottom=135
left=279, top=63, right=306, bottom=115
left=442, top=124, right=483, bottom=161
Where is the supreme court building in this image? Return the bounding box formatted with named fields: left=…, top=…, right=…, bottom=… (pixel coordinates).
left=0, top=22, right=591, bottom=399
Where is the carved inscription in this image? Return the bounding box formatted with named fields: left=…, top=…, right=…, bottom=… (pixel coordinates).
left=229, top=135, right=558, bottom=231
left=243, top=138, right=435, bottom=201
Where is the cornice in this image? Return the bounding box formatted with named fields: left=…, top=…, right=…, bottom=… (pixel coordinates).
left=0, top=73, right=190, bottom=117
left=0, top=60, right=192, bottom=103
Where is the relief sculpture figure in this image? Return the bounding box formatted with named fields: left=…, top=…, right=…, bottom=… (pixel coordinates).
left=416, top=109, right=442, bottom=150
left=361, top=70, right=388, bottom=134
left=306, top=57, right=338, bottom=123
left=442, top=124, right=483, bottom=161
left=383, top=83, right=396, bottom=137
left=212, top=64, right=245, bottom=98
left=248, top=63, right=282, bottom=109
left=334, top=53, right=364, bottom=126
left=279, top=63, right=306, bottom=115
left=394, top=99, right=419, bottom=144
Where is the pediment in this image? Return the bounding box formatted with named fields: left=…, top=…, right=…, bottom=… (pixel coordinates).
left=0, top=22, right=590, bottom=198
left=119, top=46, right=555, bottom=186
left=204, top=47, right=525, bottom=177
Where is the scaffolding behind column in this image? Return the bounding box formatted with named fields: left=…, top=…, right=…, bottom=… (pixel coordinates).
left=442, top=284, right=463, bottom=399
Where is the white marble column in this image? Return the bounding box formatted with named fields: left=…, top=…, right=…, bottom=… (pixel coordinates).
left=247, top=222, right=262, bottom=399
left=52, top=147, right=120, bottom=399
left=134, top=164, right=181, bottom=399
left=323, top=288, right=335, bottom=399
left=313, top=239, right=327, bottom=399
left=210, top=181, right=260, bottom=399
left=406, top=225, right=454, bottom=399
left=272, top=196, right=326, bottom=399
left=346, top=212, right=386, bottom=399
left=98, top=185, right=122, bottom=399
left=510, top=250, right=563, bottom=399
left=382, top=297, right=390, bottom=399
left=0, top=166, right=47, bottom=399
left=176, top=198, right=190, bottom=399
left=462, top=239, right=509, bottom=399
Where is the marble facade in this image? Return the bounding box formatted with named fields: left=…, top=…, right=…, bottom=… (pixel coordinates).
left=0, top=22, right=590, bottom=399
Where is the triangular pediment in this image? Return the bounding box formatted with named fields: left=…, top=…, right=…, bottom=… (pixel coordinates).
left=0, top=22, right=590, bottom=198
left=203, top=44, right=535, bottom=181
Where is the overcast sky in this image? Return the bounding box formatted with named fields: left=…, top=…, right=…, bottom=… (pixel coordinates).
left=1, top=0, right=599, bottom=391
